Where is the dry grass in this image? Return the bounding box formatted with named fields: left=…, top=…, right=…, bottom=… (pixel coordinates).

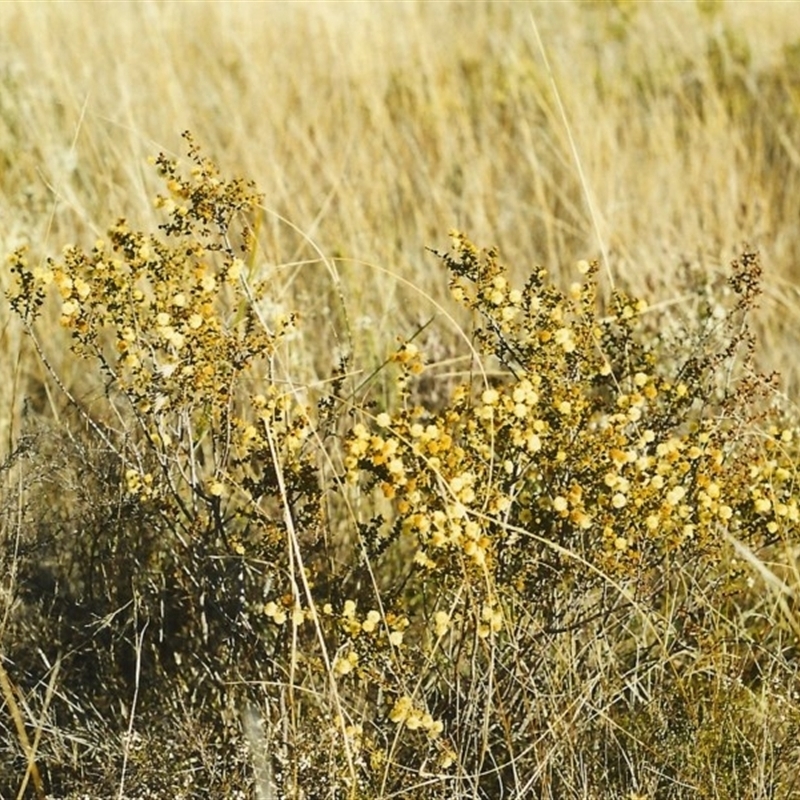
left=3, top=2, right=800, bottom=401
left=3, top=2, right=800, bottom=798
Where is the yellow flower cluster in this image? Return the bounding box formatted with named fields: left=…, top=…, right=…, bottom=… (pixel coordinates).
left=124, top=467, right=156, bottom=500
left=388, top=695, right=444, bottom=738
left=329, top=599, right=408, bottom=647
left=345, top=408, right=503, bottom=569
left=321, top=599, right=411, bottom=689
left=263, top=597, right=307, bottom=627
left=345, top=232, right=800, bottom=624
left=6, top=135, right=328, bottom=623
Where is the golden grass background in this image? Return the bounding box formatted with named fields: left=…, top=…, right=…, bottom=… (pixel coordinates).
left=3, top=1, right=800, bottom=441
left=3, top=1, right=800, bottom=450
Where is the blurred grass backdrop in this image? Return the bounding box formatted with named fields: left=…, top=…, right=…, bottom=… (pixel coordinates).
left=3, top=0, right=800, bottom=452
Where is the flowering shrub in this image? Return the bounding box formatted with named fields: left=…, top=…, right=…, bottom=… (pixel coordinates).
left=348, top=236, right=796, bottom=597
left=4, top=136, right=800, bottom=798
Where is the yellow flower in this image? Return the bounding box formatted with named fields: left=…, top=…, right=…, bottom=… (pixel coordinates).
left=666, top=486, right=686, bottom=506
left=334, top=650, right=358, bottom=676
left=526, top=433, right=542, bottom=453
left=74, top=277, right=91, bottom=300
left=434, top=611, right=450, bottom=637
left=389, top=630, right=405, bottom=646
left=292, top=606, right=305, bottom=625
left=554, top=327, right=575, bottom=352
left=389, top=696, right=414, bottom=724
left=426, top=718, right=444, bottom=738
left=406, top=711, right=423, bottom=730
left=264, top=601, right=287, bottom=625
left=361, top=610, right=381, bottom=633
left=611, top=493, right=627, bottom=509
left=343, top=599, right=357, bottom=619
left=226, top=257, right=244, bottom=281
left=754, top=497, right=772, bottom=514
left=60, top=299, right=79, bottom=317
